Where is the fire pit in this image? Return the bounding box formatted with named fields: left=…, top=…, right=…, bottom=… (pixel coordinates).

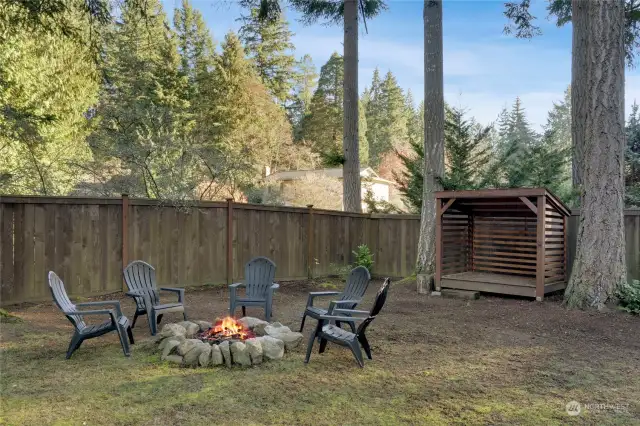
left=155, top=317, right=304, bottom=368
left=197, top=316, right=255, bottom=344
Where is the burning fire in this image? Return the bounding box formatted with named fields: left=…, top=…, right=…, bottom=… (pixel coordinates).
left=199, top=316, right=254, bottom=343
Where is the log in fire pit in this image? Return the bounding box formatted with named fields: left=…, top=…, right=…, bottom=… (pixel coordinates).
left=197, top=316, right=255, bottom=344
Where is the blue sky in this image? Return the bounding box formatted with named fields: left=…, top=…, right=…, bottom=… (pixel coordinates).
left=163, top=0, right=640, bottom=129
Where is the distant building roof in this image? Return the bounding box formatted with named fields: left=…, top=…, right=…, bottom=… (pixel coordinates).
left=267, top=167, right=394, bottom=185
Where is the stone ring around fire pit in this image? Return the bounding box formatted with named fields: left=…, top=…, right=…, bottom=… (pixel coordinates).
left=155, top=317, right=304, bottom=367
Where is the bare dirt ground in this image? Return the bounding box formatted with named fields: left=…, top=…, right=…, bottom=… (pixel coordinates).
left=2, top=278, right=639, bottom=425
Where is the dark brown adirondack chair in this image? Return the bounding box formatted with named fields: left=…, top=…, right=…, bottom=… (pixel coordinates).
left=123, top=261, right=187, bottom=336
left=299, top=266, right=371, bottom=333
left=229, top=257, right=279, bottom=321
left=304, top=278, right=390, bottom=368
left=48, top=271, right=134, bottom=359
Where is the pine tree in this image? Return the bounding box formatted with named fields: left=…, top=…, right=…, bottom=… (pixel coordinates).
left=405, top=90, right=423, bottom=145
left=173, top=0, right=216, bottom=98
left=0, top=9, right=98, bottom=195
left=239, top=7, right=297, bottom=106
left=303, top=52, right=367, bottom=166
left=366, top=70, right=408, bottom=166
left=365, top=68, right=383, bottom=165
left=87, top=0, right=194, bottom=199
left=290, top=54, right=317, bottom=140
left=206, top=31, right=293, bottom=198
left=441, top=106, right=491, bottom=190
left=396, top=106, right=489, bottom=211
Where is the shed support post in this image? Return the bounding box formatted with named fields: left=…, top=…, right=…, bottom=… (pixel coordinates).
left=536, top=195, right=546, bottom=301
left=434, top=198, right=443, bottom=292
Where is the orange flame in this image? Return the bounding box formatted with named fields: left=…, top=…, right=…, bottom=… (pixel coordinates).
left=203, top=316, right=254, bottom=340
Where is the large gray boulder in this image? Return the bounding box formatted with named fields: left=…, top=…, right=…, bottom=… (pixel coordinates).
left=164, top=355, right=183, bottom=365
left=161, top=338, right=182, bottom=360
left=238, top=317, right=269, bottom=330
left=159, top=323, right=187, bottom=339
left=211, top=344, right=223, bottom=366
left=195, top=320, right=213, bottom=332
left=198, top=345, right=212, bottom=367
left=264, top=322, right=291, bottom=335
left=183, top=343, right=208, bottom=366
left=177, top=339, right=202, bottom=356
left=258, top=336, right=285, bottom=360
left=177, top=321, right=200, bottom=338
left=219, top=341, right=232, bottom=368
left=230, top=342, right=252, bottom=366
left=265, top=323, right=304, bottom=351
left=245, top=338, right=263, bottom=365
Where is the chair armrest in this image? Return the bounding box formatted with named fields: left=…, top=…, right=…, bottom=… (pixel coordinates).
left=333, top=308, right=369, bottom=315
left=306, top=291, right=340, bottom=307
left=318, top=314, right=366, bottom=323
left=229, top=282, right=245, bottom=289
left=271, top=283, right=279, bottom=290
left=327, top=299, right=361, bottom=314
left=160, top=287, right=185, bottom=303
left=75, top=301, right=123, bottom=317
left=64, top=309, right=117, bottom=324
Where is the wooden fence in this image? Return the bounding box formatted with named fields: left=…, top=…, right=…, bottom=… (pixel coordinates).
left=0, top=195, right=638, bottom=305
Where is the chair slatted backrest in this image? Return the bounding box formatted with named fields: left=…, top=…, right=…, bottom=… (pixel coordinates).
left=244, top=257, right=276, bottom=298
left=48, top=271, right=86, bottom=330
left=123, top=261, right=160, bottom=309
left=340, top=266, right=371, bottom=302
left=356, top=278, right=391, bottom=336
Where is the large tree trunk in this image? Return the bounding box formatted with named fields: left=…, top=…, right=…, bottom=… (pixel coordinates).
left=565, top=0, right=627, bottom=309
left=416, top=0, right=445, bottom=293
left=342, top=0, right=362, bottom=213
left=571, top=0, right=588, bottom=202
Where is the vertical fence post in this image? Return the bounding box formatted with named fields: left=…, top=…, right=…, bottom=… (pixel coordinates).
left=227, top=198, right=233, bottom=285
left=121, top=194, right=129, bottom=291
left=307, top=204, right=314, bottom=279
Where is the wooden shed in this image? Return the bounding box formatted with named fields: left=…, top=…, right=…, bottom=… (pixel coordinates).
left=434, top=188, right=570, bottom=301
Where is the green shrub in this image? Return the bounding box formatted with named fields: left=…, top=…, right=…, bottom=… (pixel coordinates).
left=617, top=280, right=640, bottom=314
left=352, top=244, right=374, bottom=272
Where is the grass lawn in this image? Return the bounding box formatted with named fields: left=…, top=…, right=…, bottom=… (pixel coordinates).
left=1, top=278, right=639, bottom=425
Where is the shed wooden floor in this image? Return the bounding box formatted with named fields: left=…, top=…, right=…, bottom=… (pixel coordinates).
left=440, top=271, right=565, bottom=298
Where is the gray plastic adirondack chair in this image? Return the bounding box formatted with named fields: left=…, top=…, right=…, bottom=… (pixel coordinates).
left=229, top=257, right=279, bottom=321
left=123, top=260, right=187, bottom=336
left=48, top=271, right=134, bottom=359
left=305, top=278, right=390, bottom=367
left=299, top=266, right=371, bottom=333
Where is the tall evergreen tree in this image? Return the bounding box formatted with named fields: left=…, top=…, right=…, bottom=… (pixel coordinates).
left=290, top=54, right=317, bottom=139
left=302, top=52, right=367, bottom=166
left=206, top=32, right=293, bottom=198
left=397, top=106, right=491, bottom=211
left=87, top=0, right=194, bottom=199
left=0, top=9, right=98, bottom=195
left=239, top=7, right=297, bottom=106
left=365, top=68, right=383, bottom=164
left=174, top=0, right=215, bottom=94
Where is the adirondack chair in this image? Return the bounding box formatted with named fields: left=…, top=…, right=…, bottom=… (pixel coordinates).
left=229, top=257, right=279, bottom=321
left=123, top=260, right=187, bottom=336
left=48, top=271, right=134, bottom=359
left=299, top=266, right=371, bottom=333
left=304, top=278, right=390, bottom=368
